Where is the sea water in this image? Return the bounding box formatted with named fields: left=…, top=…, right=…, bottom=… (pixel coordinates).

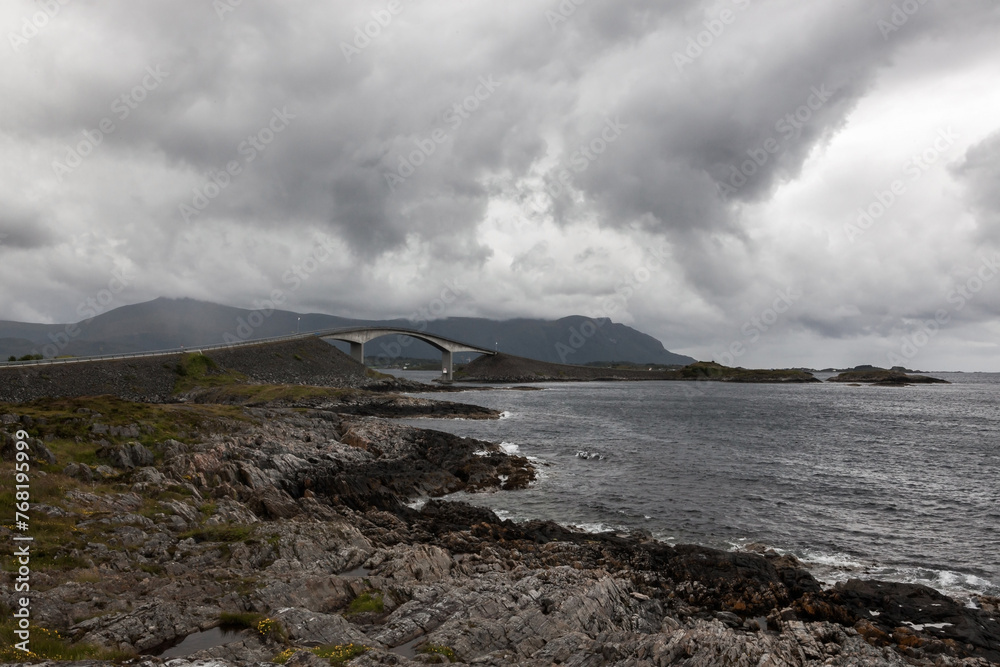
left=392, top=371, right=999, bottom=600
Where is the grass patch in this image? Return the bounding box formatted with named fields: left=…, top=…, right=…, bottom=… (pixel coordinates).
left=274, top=644, right=370, bottom=666
left=0, top=622, right=135, bottom=663
left=0, top=509, right=95, bottom=573
left=418, top=644, right=458, bottom=663
left=345, top=591, right=384, bottom=617
left=188, top=383, right=361, bottom=406
left=173, top=353, right=249, bottom=394
left=138, top=563, right=164, bottom=575
left=9, top=395, right=252, bottom=457
left=256, top=617, right=288, bottom=643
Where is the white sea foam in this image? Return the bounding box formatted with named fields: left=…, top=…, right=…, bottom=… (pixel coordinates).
left=500, top=442, right=520, bottom=455
left=406, top=497, right=428, bottom=510
left=499, top=411, right=512, bottom=420
left=569, top=522, right=618, bottom=534
left=902, top=621, right=953, bottom=631
left=791, top=549, right=998, bottom=600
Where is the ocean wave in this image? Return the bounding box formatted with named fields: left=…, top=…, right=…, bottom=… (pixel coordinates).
left=500, top=442, right=521, bottom=455
left=406, top=497, right=428, bottom=511
left=797, top=550, right=999, bottom=599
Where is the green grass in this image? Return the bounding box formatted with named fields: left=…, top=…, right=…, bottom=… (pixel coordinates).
left=256, top=617, right=288, bottom=644
left=10, top=395, right=252, bottom=457
left=0, top=622, right=135, bottom=663
left=345, top=591, right=384, bottom=617
left=185, top=383, right=364, bottom=406
left=274, top=644, right=370, bottom=666
left=173, top=353, right=249, bottom=394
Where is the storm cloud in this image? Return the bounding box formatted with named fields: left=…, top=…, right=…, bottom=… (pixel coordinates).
left=1, top=0, right=999, bottom=370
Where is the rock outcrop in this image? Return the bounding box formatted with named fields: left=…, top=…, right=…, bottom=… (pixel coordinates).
left=0, top=404, right=996, bottom=667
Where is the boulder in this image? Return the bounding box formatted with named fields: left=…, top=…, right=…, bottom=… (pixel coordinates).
left=98, top=441, right=155, bottom=469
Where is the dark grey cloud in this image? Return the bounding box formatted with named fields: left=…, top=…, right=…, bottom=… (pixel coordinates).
left=0, top=209, right=54, bottom=250
left=953, top=129, right=1000, bottom=242
left=2, top=0, right=1000, bottom=369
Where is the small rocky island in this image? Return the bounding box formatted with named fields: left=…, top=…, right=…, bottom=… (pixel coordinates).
left=827, top=367, right=950, bottom=386
left=1, top=343, right=997, bottom=666
left=456, top=355, right=821, bottom=384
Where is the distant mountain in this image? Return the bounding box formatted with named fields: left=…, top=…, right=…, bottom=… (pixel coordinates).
left=0, top=297, right=695, bottom=366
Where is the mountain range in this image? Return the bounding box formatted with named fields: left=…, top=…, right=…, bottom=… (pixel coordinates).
left=0, top=297, right=696, bottom=366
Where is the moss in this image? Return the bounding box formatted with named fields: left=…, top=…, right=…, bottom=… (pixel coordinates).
left=345, top=591, right=384, bottom=617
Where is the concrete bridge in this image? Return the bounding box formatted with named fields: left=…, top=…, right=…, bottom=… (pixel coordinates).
left=316, top=327, right=496, bottom=381
left=2, top=326, right=497, bottom=382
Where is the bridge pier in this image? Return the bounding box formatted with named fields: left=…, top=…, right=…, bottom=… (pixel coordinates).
left=350, top=342, right=365, bottom=365
left=442, top=350, right=453, bottom=383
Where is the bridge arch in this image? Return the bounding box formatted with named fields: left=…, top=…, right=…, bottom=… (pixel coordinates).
left=314, top=327, right=495, bottom=381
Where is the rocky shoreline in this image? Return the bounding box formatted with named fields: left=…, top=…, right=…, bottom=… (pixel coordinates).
left=2, top=395, right=999, bottom=666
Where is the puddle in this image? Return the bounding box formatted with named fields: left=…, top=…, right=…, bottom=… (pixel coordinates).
left=153, top=626, right=240, bottom=658
left=341, top=565, right=371, bottom=577
left=390, top=636, right=423, bottom=659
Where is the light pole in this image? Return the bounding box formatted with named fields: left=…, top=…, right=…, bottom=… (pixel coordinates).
left=297, top=317, right=301, bottom=333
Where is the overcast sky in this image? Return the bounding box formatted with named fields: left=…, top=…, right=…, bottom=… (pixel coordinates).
left=2, top=0, right=999, bottom=371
